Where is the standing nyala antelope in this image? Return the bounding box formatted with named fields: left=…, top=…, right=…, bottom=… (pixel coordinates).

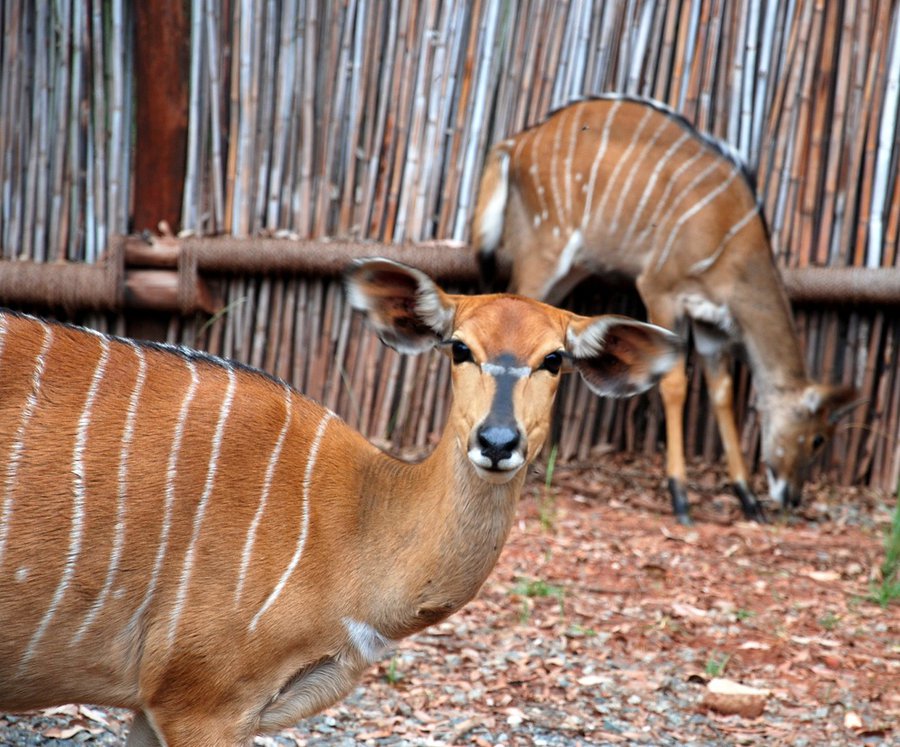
left=473, top=95, right=858, bottom=525
left=0, top=258, right=680, bottom=745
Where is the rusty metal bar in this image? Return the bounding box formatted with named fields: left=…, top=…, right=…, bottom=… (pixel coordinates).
left=781, top=267, right=900, bottom=306
left=124, top=236, right=477, bottom=282
left=1, top=236, right=899, bottom=313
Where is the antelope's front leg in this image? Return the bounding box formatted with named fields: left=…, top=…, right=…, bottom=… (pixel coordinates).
left=699, top=353, right=766, bottom=522
left=658, top=359, right=692, bottom=525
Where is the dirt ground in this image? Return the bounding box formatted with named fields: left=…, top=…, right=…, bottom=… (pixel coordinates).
left=1, top=454, right=897, bottom=746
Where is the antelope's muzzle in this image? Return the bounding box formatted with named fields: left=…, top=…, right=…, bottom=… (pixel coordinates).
left=467, top=354, right=528, bottom=480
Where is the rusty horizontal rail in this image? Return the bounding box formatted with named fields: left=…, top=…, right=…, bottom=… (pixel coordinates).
left=1, top=235, right=899, bottom=313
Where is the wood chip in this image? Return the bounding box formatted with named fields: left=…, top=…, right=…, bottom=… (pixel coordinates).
left=703, top=678, right=771, bottom=718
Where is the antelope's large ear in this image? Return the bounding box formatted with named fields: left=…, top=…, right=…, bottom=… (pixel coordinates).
left=566, top=315, right=683, bottom=397
left=344, top=258, right=455, bottom=354
left=801, top=384, right=862, bottom=423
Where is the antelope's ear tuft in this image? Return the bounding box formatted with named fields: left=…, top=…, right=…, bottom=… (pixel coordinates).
left=566, top=315, right=683, bottom=398
left=344, top=258, right=455, bottom=354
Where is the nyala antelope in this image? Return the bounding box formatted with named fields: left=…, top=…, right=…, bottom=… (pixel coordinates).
left=473, top=95, right=858, bottom=524
left=0, top=259, right=680, bottom=745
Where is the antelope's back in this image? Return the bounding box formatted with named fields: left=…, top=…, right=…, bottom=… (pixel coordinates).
left=486, top=96, right=765, bottom=282
left=0, top=310, right=344, bottom=710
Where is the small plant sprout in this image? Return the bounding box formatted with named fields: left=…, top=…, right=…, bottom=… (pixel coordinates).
left=567, top=623, right=597, bottom=638
left=511, top=577, right=566, bottom=622
left=384, top=656, right=403, bottom=685
left=869, top=480, right=900, bottom=608
left=705, top=652, right=731, bottom=677
left=540, top=444, right=559, bottom=532
left=819, top=611, right=841, bottom=631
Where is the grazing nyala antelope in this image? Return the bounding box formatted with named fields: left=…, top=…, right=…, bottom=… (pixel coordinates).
left=473, top=94, right=858, bottom=524
left=0, top=258, right=680, bottom=745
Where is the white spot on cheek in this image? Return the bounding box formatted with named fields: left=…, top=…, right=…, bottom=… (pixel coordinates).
left=15, top=567, right=28, bottom=583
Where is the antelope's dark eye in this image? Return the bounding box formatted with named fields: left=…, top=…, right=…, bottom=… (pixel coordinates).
left=451, top=340, right=473, bottom=365
left=812, top=434, right=825, bottom=450
left=540, top=351, right=563, bottom=375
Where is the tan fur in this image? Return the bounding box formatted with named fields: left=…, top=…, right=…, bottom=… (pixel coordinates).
left=473, top=97, right=857, bottom=517
left=0, top=260, right=679, bottom=745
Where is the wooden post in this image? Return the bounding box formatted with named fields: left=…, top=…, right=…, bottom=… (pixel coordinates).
left=133, top=0, right=190, bottom=233
left=131, top=0, right=191, bottom=339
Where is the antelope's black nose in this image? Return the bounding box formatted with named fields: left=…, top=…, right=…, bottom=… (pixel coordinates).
left=477, top=425, right=520, bottom=467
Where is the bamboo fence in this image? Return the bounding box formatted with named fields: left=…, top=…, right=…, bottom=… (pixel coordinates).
left=1, top=0, right=899, bottom=491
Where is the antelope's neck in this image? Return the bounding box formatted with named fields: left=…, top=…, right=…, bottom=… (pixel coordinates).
left=721, top=259, right=810, bottom=400
left=740, top=310, right=809, bottom=401
left=353, top=430, right=522, bottom=640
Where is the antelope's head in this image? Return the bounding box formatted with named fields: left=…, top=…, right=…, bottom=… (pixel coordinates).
left=345, top=259, right=682, bottom=484
left=761, top=384, right=860, bottom=508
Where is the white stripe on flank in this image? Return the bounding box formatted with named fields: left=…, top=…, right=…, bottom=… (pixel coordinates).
left=234, top=385, right=293, bottom=607
left=250, top=410, right=334, bottom=633
left=621, top=131, right=691, bottom=246
left=591, top=108, right=653, bottom=234
left=688, top=205, right=760, bottom=275
left=582, top=99, right=622, bottom=229
left=0, top=315, right=7, bottom=362
left=608, top=117, right=672, bottom=234
left=563, top=104, right=585, bottom=223
left=128, top=359, right=200, bottom=633
left=528, top=127, right=552, bottom=228
left=655, top=165, right=740, bottom=271
left=549, top=107, right=569, bottom=230
left=73, top=342, right=147, bottom=644
left=22, top=333, right=109, bottom=668
left=0, top=323, right=53, bottom=569
left=167, top=364, right=238, bottom=646
left=635, top=143, right=707, bottom=245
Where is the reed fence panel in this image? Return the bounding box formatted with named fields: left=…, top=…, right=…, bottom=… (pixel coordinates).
left=1, top=0, right=898, bottom=490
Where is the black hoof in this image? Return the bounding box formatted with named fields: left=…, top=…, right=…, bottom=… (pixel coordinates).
left=668, top=477, right=693, bottom=525
left=734, top=481, right=768, bottom=523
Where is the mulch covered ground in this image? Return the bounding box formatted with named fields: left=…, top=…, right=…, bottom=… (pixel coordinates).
left=2, top=454, right=897, bottom=746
